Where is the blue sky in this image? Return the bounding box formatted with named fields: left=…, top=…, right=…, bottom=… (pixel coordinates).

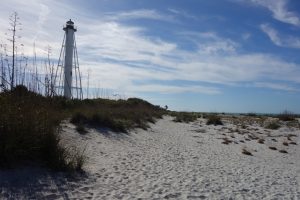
left=1, top=0, right=300, bottom=113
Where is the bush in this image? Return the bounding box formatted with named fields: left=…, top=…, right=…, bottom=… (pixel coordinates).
left=0, top=88, right=164, bottom=170
left=173, top=112, right=198, bottom=123
left=265, top=122, right=280, bottom=130
left=70, top=112, right=88, bottom=124
left=76, top=124, right=88, bottom=134
left=90, top=113, right=128, bottom=132
left=245, top=113, right=257, bottom=117
left=277, top=110, right=295, bottom=121
left=0, top=87, right=84, bottom=171
left=206, top=115, right=223, bottom=125
left=69, top=97, right=165, bottom=132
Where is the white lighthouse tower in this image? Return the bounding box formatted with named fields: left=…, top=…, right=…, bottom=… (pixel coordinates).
left=63, top=19, right=76, bottom=99
left=55, top=19, right=83, bottom=99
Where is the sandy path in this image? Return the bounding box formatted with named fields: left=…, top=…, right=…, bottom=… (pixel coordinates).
left=1, top=116, right=299, bottom=199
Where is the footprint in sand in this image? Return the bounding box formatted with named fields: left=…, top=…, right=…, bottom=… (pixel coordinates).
left=164, top=192, right=182, bottom=199
left=80, top=186, right=90, bottom=192
left=187, top=195, right=207, bottom=199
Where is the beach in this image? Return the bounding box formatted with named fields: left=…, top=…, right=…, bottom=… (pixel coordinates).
left=1, top=116, right=299, bottom=199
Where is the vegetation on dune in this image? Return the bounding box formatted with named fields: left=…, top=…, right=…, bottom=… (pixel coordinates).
left=69, top=98, right=165, bottom=132
left=0, top=86, right=84, bottom=170
left=244, top=113, right=258, bottom=117
left=0, top=86, right=166, bottom=170
left=206, top=114, right=223, bottom=126
left=171, top=112, right=199, bottom=123
left=1, top=85, right=299, bottom=171
left=276, top=110, right=296, bottom=122
left=265, top=121, right=281, bottom=130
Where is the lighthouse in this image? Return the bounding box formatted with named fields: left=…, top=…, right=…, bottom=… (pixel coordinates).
left=63, top=19, right=77, bottom=99
left=55, top=19, right=82, bottom=99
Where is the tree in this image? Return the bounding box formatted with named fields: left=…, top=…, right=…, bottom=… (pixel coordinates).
left=0, top=43, right=10, bottom=91
left=7, top=11, right=22, bottom=89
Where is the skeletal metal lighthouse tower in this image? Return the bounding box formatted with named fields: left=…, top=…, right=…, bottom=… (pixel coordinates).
left=55, top=19, right=83, bottom=99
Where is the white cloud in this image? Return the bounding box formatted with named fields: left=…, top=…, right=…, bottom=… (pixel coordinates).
left=254, top=82, right=298, bottom=92
left=103, top=9, right=175, bottom=22
left=128, top=84, right=221, bottom=95
left=260, top=24, right=282, bottom=46
left=260, top=23, right=300, bottom=48
left=1, top=0, right=300, bottom=96
left=250, top=0, right=300, bottom=26
left=173, top=53, right=300, bottom=84
left=167, top=8, right=198, bottom=20
left=33, top=3, right=50, bottom=42
left=178, top=31, right=239, bottom=55
left=242, top=33, right=251, bottom=40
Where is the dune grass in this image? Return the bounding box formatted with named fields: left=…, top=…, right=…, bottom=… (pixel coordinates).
left=69, top=98, right=165, bottom=132
left=265, top=122, right=281, bottom=130
left=0, top=86, right=165, bottom=170
left=75, top=123, right=88, bottom=134
left=206, top=115, right=223, bottom=125
left=171, top=112, right=199, bottom=123
left=0, top=86, right=83, bottom=170
left=276, top=110, right=296, bottom=121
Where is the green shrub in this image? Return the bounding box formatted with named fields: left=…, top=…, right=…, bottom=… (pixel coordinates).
left=245, top=113, right=257, bottom=117
left=70, top=97, right=165, bottom=132
left=0, top=87, right=84, bottom=171
left=70, top=112, right=88, bottom=124
left=0, top=87, right=165, bottom=170
left=173, top=112, right=198, bottom=123
left=206, top=115, right=223, bottom=125
left=76, top=124, right=88, bottom=134
left=277, top=110, right=295, bottom=121
left=265, top=122, right=280, bottom=130
left=90, top=113, right=128, bottom=132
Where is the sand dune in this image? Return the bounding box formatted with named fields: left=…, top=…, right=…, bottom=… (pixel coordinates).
left=1, top=116, right=299, bottom=199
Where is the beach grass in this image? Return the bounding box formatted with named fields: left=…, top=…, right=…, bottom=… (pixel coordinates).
left=171, top=112, right=199, bottom=123
left=206, top=114, right=223, bottom=125
left=0, top=86, right=82, bottom=170
left=69, top=98, right=165, bottom=132
left=0, top=86, right=165, bottom=170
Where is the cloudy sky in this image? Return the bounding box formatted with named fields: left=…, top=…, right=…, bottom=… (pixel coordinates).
left=1, top=0, right=300, bottom=113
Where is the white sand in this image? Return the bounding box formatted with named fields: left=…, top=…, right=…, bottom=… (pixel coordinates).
left=1, top=116, right=299, bottom=199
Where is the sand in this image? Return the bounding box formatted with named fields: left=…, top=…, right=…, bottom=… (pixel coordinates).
left=1, top=116, right=299, bottom=199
